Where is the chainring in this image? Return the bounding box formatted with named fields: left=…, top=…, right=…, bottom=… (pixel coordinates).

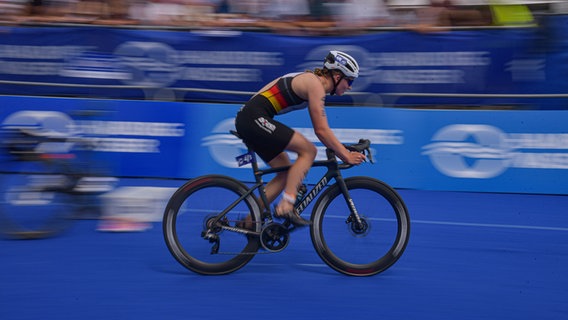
left=260, top=222, right=289, bottom=252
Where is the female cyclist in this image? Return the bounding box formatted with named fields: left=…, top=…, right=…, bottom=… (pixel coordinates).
left=235, top=50, right=366, bottom=226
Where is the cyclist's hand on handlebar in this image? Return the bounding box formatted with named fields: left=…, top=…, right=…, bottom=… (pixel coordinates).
left=343, top=150, right=367, bottom=165
left=336, top=139, right=372, bottom=165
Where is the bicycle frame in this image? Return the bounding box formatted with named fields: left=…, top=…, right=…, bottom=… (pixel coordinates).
left=164, top=136, right=409, bottom=276
left=212, top=150, right=360, bottom=235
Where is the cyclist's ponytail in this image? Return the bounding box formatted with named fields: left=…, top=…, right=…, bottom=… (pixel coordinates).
left=307, top=68, right=332, bottom=77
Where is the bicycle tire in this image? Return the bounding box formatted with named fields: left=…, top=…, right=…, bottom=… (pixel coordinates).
left=163, top=174, right=262, bottom=275
left=310, top=176, right=410, bottom=276
left=0, top=159, right=75, bottom=240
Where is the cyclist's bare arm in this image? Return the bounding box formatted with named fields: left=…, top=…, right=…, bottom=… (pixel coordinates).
left=295, top=73, right=365, bottom=165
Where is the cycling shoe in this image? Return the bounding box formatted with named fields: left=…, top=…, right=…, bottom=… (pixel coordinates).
left=275, top=209, right=311, bottom=227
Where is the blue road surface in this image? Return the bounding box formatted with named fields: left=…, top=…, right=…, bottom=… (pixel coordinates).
left=1, top=189, right=567, bottom=320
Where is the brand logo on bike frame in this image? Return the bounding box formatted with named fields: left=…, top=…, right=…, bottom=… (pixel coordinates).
left=296, top=176, right=328, bottom=214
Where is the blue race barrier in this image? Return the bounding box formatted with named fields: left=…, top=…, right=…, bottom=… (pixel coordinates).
left=1, top=96, right=566, bottom=194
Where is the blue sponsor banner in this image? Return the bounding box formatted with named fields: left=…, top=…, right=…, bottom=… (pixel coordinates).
left=214, top=105, right=568, bottom=195
left=0, top=96, right=186, bottom=178
left=1, top=19, right=568, bottom=109
left=1, top=96, right=566, bottom=194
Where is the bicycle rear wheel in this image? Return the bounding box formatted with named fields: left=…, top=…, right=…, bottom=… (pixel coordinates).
left=310, top=177, right=410, bottom=276
left=0, top=160, right=75, bottom=239
left=163, top=175, right=261, bottom=275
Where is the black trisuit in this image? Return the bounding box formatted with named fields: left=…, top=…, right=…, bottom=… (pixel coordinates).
left=235, top=72, right=309, bottom=163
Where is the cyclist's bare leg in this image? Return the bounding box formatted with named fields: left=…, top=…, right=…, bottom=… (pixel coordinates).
left=264, top=153, right=291, bottom=206
left=237, top=163, right=287, bottom=229
left=237, top=132, right=315, bottom=229
left=273, top=132, right=316, bottom=217
left=237, top=154, right=289, bottom=230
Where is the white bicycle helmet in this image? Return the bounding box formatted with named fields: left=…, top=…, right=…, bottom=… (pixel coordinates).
left=323, top=50, right=359, bottom=79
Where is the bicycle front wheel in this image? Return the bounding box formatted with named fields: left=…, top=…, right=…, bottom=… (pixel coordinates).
left=310, top=177, right=410, bottom=276
left=163, top=175, right=261, bottom=275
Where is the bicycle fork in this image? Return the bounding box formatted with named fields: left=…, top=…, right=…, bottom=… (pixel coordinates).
left=336, top=177, right=368, bottom=235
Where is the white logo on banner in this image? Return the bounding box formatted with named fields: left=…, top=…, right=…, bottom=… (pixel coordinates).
left=114, top=42, right=180, bottom=87
left=2, top=110, right=184, bottom=154
left=305, top=48, right=491, bottom=86
left=2, top=110, right=75, bottom=154
left=113, top=42, right=281, bottom=87
left=423, top=124, right=568, bottom=179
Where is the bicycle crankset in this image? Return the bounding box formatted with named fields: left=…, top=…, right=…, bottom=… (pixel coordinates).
left=260, top=222, right=289, bottom=252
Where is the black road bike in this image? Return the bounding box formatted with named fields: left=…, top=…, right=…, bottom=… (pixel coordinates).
left=163, top=131, right=410, bottom=276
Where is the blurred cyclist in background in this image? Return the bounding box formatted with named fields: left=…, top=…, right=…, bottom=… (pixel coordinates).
left=235, top=50, right=366, bottom=226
